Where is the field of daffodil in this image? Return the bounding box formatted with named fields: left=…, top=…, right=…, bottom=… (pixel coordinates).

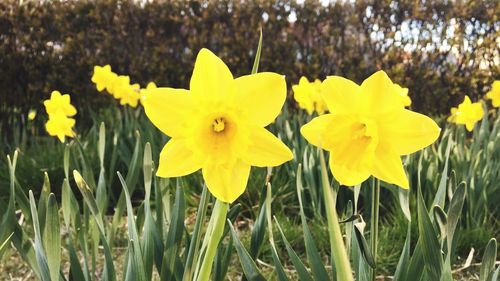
left=0, top=36, right=499, bottom=281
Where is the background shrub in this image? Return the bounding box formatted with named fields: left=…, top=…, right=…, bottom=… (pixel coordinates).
left=0, top=0, right=498, bottom=132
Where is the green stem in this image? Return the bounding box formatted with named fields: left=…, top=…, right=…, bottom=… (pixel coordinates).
left=196, top=199, right=229, bottom=281
left=319, top=152, right=354, bottom=281
left=370, top=178, right=380, bottom=281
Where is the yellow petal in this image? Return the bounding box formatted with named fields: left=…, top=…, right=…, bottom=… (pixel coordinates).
left=329, top=155, right=371, bottom=187
left=379, top=109, right=440, bottom=155
left=202, top=160, right=250, bottom=203
left=142, top=87, right=194, bottom=138
left=234, top=72, right=286, bottom=127
left=321, top=76, right=359, bottom=114
left=300, top=114, right=336, bottom=149
left=371, top=144, right=409, bottom=189
left=190, top=48, right=234, bottom=100
left=465, top=121, right=475, bottom=132
left=157, top=138, right=202, bottom=177
left=239, top=126, right=293, bottom=167
left=359, top=70, right=401, bottom=115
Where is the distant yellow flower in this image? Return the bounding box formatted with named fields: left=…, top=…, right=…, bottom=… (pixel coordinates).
left=45, top=111, right=75, bottom=143
left=142, top=48, right=293, bottom=203
left=91, top=65, right=117, bottom=92
left=448, top=96, right=484, bottom=131
left=293, top=77, right=327, bottom=115
left=486, top=80, right=500, bottom=107
left=301, top=71, right=440, bottom=188
left=119, top=83, right=141, bottom=108
left=28, top=109, right=37, bottom=121
left=395, top=83, right=411, bottom=107
left=109, top=75, right=131, bottom=99
left=140, top=82, right=157, bottom=101
left=43, top=91, right=77, bottom=117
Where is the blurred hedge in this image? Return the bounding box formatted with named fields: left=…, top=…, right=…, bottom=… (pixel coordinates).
left=0, top=0, right=499, bottom=130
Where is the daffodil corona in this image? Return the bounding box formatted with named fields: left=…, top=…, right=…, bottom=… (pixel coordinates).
left=301, top=71, right=440, bottom=188
left=142, top=48, right=293, bottom=203
left=448, top=96, right=484, bottom=132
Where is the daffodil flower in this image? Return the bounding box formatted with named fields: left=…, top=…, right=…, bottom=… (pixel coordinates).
left=142, top=48, right=293, bottom=203
left=301, top=71, right=440, bottom=188
left=486, top=80, right=500, bottom=108
left=45, top=111, right=75, bottom=143
left=28, top=109, right=37, bottom=121
left=92, top=65, right=117, bottom=92
left=394, top=83, right=411, bottom=107
left=140, top=82, right=157, bottom=101
left=109, top=75, right=131, bottom=99
left=448, top=95, right=484, bottom=131
left=292, top=76, right=327, bottom=115
left=44, top=91, right=77, bottom=117
left=119, top=83, right=141, bottom=108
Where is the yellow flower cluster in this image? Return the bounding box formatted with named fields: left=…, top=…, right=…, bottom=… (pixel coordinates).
left=43, top=91, right=77, bottom=142
left=292, top=77, right=327, bottom=115
left=91, top=65, right=156, bottom=108
left=448, top=96, right=484, bottom=132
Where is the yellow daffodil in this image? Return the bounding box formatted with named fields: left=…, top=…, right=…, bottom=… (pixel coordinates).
left=43, top=91, right=77, bottom=117
left=301, top=71, right=440, bottom=188
left=119, top=83, right=141, bottom=108
left=486, top=80, right=500, bottom=107
left=92, top=65, right=117, bottom=92
left=109, top=75, right=131, bottom=99
left=448, top=96, right=484, bottom=131
left=142, top=48, right=293, bottom=203
left=292, top=77, right=327, bottom=115
left=28, top=109, right=37, bottom=121
left=395, top=83, right=411, bottom=107
left=140, top=82, right=157, bottom=100
left=45, top=111, right=75, bottom=143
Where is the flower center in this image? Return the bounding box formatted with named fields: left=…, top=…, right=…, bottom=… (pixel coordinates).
left=212, top=117, right=226, bottom=133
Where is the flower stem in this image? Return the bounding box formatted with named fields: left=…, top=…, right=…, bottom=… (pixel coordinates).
left=319, top=151, right=354, bottom=281
left=370, top=178, right=380, bottom=281
left=196, top=199, right=229, bottom=281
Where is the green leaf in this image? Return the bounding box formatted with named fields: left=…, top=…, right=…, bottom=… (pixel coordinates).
left=393, top=222, right=412, bottom=281
left=417, top=185, right=443, bottom=280
left=117, top=172, right=147, bottom=281
left=275, top=218, right=313, bottom=281
left=432, top=135, right=453, bottom=208
left=251, top=28, right=263, bottom=74
left=73, top=170, right=116, bottom=281
left=353, top=218, right=376, bottom=268
left=183, top=186, right=210, bottom=281
left=43, top=194, right=61, bottom=281
left=228, top=220, right=266, bottom=281
left=480, top=238, right=497, bottom=281
left=29, top=191, right=51, bottom=281
left=250, top=185, right=267, bottom=259
left=109, top=131, right=142, bottom=246
left=161, top=180, right=185, bottom=281
left=0, top=232, right=14, bottom=253
left=432, top=205, right=447, bottom=242
left=297, top=165, right=330, bottom=281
